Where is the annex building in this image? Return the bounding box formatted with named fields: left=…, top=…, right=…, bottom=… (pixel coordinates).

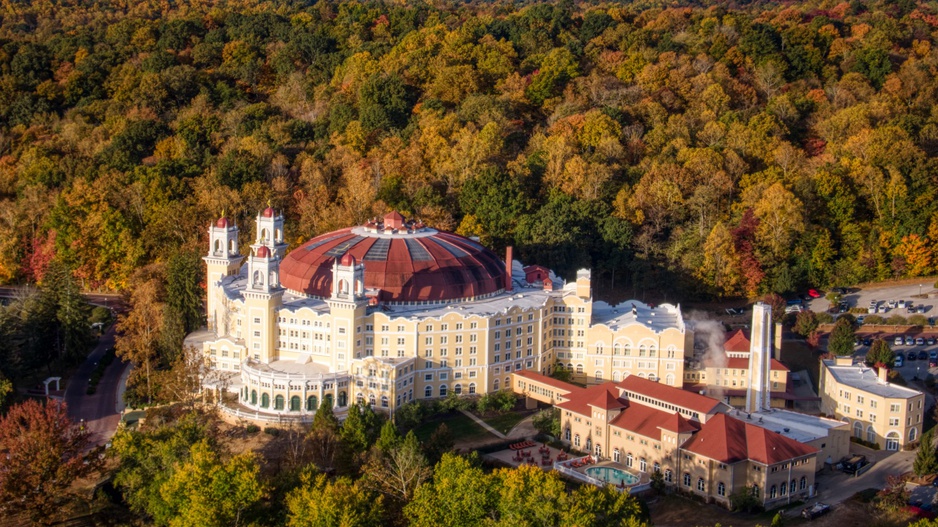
left=512, top=370, right=819, bottom=509
left=197, top=210, right=693, bottom=417
left=820, top=357, right=925, bottom=450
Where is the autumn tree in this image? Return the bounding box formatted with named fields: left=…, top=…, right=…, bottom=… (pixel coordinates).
left=286, top=472, right=386, bottom=527
left=361, top=430, right=431, bottom=504
left=0, top=400, right=98, bottom=523
left=116, top=275, right=166, bottom=405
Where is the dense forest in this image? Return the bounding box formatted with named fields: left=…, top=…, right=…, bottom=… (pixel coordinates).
left=0, top=0, right=936, bottom=300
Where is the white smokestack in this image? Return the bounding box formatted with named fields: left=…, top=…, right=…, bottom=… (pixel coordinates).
left=746, top=302, right=773, bottom=413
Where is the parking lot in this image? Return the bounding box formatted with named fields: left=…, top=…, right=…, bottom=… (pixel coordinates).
left=851, top=334, right=938, bottom=380
left=804, top=283, right=938, bottom=321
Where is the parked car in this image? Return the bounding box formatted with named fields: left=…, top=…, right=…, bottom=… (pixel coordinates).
left=907, top=336, right=916, bottom=346
left=857, top=315, right=866, bottom=324
left=888, top=300, right=898, bottom=309
left=917, top=337, right=926, bottom=346
left=898, top=300, right=907, bottom=309
left=910, top=305, right=918, bottom=314
left=895, top=355, right=904, bottom=367
left=918, top=305, right=927, bottom=314
left=839, top=302, right=849, bottom=313
left=878, top=305, right=889, bottom=313
left=840, top=455, right=868, bottom=474
left=928, top=337, right=935, bottom=346
left=929, top=351, right=937, bottom=360
left=802, top=503, right=832, bottom=520
left=896, top=336, right=905, bottom=346
left=785, top=305, right=803, bottom=314
left=808, top=289, right=821, bottom=298
left=863, top=338, right=873, bottom=346
left=919, top=350, right=929, bottom=360
left=909, top=351, right=917, bottom=361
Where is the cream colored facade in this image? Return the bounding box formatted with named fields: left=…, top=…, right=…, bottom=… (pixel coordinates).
left=199, top=213, right=694, bottom=417
left=820, top=357, right=926, bottom=450
left=522, top=372, right=818, bottom=509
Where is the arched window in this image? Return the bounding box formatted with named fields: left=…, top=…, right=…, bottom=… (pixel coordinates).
left=697, top=478, right=705, bottom=492
left=613, top=371, right=621, bottom=382
left=567, top=363, right=574, bottom=371
left=323, top=393, right=333, bottom=408
left=717, top=482, right=726, bottom=496
left=425, top=386, right=433, bottom=398
left=454, top=384, right=463, bottom=395
left=613, top=449, right=620, bottom=462
left=253, top=271, right=264, bottom=287
left=867, top=425, right=876, bottom=444
left=251, top=390, right=257, bottom=405
left=274, top=395, right=285, bottom=410
left=381, top=396, right=388, bottom=408
left=594, top=371, right=603, bottom=382
left=664, top=469, right=672, bottom=482
left=564, top=428, right=571, bottom=441
left=261, top=393, right=270, bottom=408
left=639, top=345, right=646, bottom=357
left=440, top=385, right=448, bottom=397
left=261, top=228, right=268, bottom=242
left=306, top=395, right=318, bottom=411
left=614, top=343, right=621, bottom=355
left=639, top=458, right=647, bottom=472
left=854, top=421, right=862, bottom=438
left=356, top=393, right=364, bottom=404
left=214, top=239, right=221, bottom=254
left=800, top=476, right=807, bottom=490
left=576, top=364, right=583, bottom=374
left=574, top=434, right=580, bottom=447
left=751, top=486, right=760, bottom=498
left=780, top=481, right=787, bottom=496
left=290, top=396, right=300, bottom=411
left=623, top=344, right=631, bottom=356
left=638, top=373, right=646, bottom=378
left=770, top=485, right=777, bottom=499
left=229, top=239, right=236, bottom=253
left=338, top=391, right=347, bottom=407
left=468, top=383, right=476, bottom=394
left=665, top=374, right=675, bottom=386
left=369, top=394, right=376, bottom=407
left=653, top=462, right=660, bottom=473
left=648, top=374, right=657, bottom=382
left=649, top=346, right=657, bottom=358
left=790, top=480, right=796, bottom=493
left=626, top=453, right=633, bottom=467
left=683, top=473, right=691, bottom=487
left=585, top=438, right=592, bottom=450
left=910, top=427, right=918, bottom=442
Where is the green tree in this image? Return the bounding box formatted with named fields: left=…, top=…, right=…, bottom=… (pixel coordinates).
left=532, top=408, right=561, bottom=437
left=162, top=251, right=204, bottom=360
left=362, top=430, right=431, bottom=503
left=286, top=472, right=386, bottom=527
left=424, top=423, right=454, bottom=465
left=116, top=279, right=165, bottom=405
left=914, top=429, right=938, bottom=477
left=828, top=316, right=856, bottom=356
left=0, top=371, right=11, bottom=409
left=308, top=402, right=341, bottom=474
left=562, top=483, right=648, bottom=526
left=159, top=440, right=265, bottom=527
left=864, top=339, right=895, bottom=368
left=793, top=310, right=819, bottom=338
left=405, top=453, right=496, bottom=527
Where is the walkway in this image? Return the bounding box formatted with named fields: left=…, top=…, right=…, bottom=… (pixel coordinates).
left=459, top=409, right=506, bottom=439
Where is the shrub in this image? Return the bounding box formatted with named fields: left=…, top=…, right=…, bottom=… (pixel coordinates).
left=729, top=486, right=763, bottom=513
left=245, top=424, right=260, bottom=434
left=849, top=436, right=881, bottom=450
left=909, top=314, right=929, bottom=327
left=886, top=314, right=908, bottom=326
left=263, top=426, right=281, bottom=436
left=864, top=315, right=885, bottom=325
left=816, top=312, right=834, bottom=324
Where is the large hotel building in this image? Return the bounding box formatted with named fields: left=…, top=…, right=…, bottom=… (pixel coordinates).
left=197, top=210, right=692, bottom=416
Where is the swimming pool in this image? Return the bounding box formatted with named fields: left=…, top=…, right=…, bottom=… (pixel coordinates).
left=585, top=466, right=639, bottom=486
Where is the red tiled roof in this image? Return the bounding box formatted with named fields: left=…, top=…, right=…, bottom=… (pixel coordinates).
left=682, top=413, right=818, bottom=465
left=619, top=375, right=723, bottom=415
left=513, top=371, right=582, bottom=395
left=609, top=402, right=699, bottom=441
left=557, top=383, right=621, bottom=416
left=590, top=390, right=627, bottom=410
left=724, top=357, right=790, bottom=371
left=659, top=412, right=698, bottom=433
left=724, top=329, right=751, bottom=352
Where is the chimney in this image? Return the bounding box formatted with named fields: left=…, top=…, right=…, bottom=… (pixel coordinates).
left=505, top=246, right=513, bottom=292
left=877, top=365, right=889, bottom=384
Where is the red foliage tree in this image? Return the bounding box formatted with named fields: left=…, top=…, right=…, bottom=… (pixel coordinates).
left=22, top=231, right=57, bottom=285
left=0, top=399, right=98, bottom=522
left=732, top=209, right=765, bottom=297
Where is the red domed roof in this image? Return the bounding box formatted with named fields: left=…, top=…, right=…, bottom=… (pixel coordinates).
left=262, top=207, right=276, bottom=218
left=280, top=226, right=507, bottom=303
left=340, top=252, right=356, bottom=267
left=216, top=217, right=228, bottom=228
left=256, top=246, right=270, bottom=258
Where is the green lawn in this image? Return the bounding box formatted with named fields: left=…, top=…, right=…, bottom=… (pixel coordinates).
left=412, top=411, right=494, bottom=443
left=476, top=410, right=535, bottom=436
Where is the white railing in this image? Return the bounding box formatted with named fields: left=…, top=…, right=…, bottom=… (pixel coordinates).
left=220, top=402, right=348, bottom=424
left=553, top=456, right=645, bottom=493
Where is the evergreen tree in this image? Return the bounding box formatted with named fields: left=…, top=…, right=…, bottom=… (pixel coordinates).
left=375, top=420, right=402, bottom=453
left=914, top=429, right=938, bottom=477
left=828, top=317, right=856, bottom=356
left=865, top=339, right=896, bottom=368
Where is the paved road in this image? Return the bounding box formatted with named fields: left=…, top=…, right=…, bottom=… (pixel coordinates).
left=64, top=326, right=129, bottom=447
left=814, top=447, right=915, bottom=505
